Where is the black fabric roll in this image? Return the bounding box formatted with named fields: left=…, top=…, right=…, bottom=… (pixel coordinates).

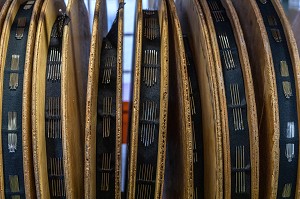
left=206, top=0, right=252, bottom=198
left=45, top=14, right=70, bottom=199
left=2, top=2, right=35, bottom=198
left=256, top=0, right=299, bottom=197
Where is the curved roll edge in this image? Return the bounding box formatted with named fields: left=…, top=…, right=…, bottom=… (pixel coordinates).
left=61, top=0, right=91, bottom=197
left=22, top=0, right=44, bottom=198
left=0, top=0, right=12, bottom=38
left=156, top=0, right=169, bottom=198
left=165, top=0, right=193, bottom=198
left=83, top=0, right=107, bottom=197
left=175, top=0, right=224, bottom=198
